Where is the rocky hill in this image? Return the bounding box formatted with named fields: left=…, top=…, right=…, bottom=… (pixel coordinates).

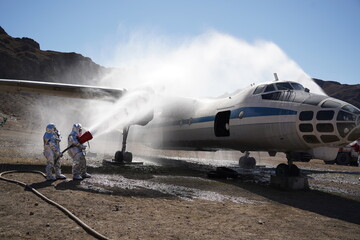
left=0, top=26, right=106, bottom=84
left=313, top=78, right=359, bottom=108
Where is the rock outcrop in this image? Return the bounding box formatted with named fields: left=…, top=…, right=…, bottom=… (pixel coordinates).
left=0, top=26, right=106, bottom=84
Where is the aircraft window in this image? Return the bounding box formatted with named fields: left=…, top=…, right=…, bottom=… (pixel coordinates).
left=320, top=135, right=340, bottom=143
left=316, top=123, right=334, bottom=132
left=264, top=84, right=276, bottom=92
left=342, top=105, right=360, bottom=114
left=348, top=127, right=360, bottom=141
left=321, top=100, right=341, bottom=109
left=290, top=82, right=305, bottom=90
left=299, top=124, right=313, bottom=132
left=238, top=111, right=244, bottom=119
left=316, top=111, right=334, bottom=120
left=276, top=82, right=293, bottom=90
left=253, top=85, right=266, bottom=94
left=303, top=135, right=320, bottom=144
left=337, top=110, right=356, bottom=121
left=337, top=123, right=356, bottom=137
left=262, top=92, right=281, bottom=100
left=299, top=111, right=314, bottom=121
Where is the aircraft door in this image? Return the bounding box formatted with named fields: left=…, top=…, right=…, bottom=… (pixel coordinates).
left=214, top=110, right=231, bottom=137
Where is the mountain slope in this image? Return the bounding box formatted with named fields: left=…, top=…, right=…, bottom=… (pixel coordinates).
left=313, top=79, right=359, bottom=108
left=0, top=26, right=105, bottom=84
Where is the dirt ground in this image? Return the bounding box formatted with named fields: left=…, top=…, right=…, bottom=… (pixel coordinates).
left=1, top=127, right=360, bottom=240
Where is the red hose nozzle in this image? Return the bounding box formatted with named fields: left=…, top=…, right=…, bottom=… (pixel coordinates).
left=77, top=131, right=93, bottom=144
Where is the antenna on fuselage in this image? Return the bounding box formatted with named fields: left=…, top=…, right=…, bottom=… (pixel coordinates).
left=273, top=73, right=279, bottom=81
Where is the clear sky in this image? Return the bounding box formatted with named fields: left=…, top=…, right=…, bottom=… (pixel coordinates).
left=0, top=0, right=359, bottom=85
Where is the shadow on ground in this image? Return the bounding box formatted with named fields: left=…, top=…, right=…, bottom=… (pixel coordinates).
left=1, top=162, right=359, bottom=226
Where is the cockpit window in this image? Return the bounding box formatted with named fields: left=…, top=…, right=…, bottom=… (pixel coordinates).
left=321, top=100, right=341, bottom=109
left=342, top=105, right=360, bottom=115
left=264, top=84, right=276, bottom=92
left=337, top=110, right=357, bottom=121
left=316, top=110, right=334, bottom=120
left=276, top=82, right=293, bottom=90
left=290, top=82, right=305, bottom=90
left=253, top=85, right=266, bottom=94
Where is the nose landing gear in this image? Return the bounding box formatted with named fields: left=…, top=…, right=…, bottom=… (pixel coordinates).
left=275, top=163, right=300, bottom=177
left=271, top=153, right=309, bottom=190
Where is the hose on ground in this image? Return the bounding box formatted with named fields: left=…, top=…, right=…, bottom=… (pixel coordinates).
left=0, top=170, right=109, bottom=240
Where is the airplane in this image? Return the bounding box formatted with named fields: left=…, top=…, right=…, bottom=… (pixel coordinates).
left=1, top=76, right=359, bottom=178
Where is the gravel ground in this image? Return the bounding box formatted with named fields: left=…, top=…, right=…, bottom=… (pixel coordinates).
left=1, top=128, right=360, bottom=240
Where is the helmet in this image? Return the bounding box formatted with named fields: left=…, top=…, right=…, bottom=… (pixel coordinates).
left=46, top=123, right=56, bottom=133
left=72, top=123, right=82, bottom=135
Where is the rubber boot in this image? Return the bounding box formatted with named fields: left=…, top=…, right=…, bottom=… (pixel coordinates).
left=55, top=170, right=66, bottom=179
left=82, top=173, right=91, bottom=178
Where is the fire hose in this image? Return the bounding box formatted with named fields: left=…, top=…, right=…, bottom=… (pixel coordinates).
left=0, top=170, right=109, bottom=240
left=0, top=131, right=110, bottom=239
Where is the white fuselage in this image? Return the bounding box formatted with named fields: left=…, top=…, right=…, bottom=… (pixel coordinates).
left=137, top=81, right=360, bottom=161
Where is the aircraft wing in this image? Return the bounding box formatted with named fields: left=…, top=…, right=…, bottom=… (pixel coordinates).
left=0, top=79, right=124, bottom=101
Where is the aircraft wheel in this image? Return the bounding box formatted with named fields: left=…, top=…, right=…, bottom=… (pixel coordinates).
left=336, top=153, right=350, bottom=165
left=239, top=156, right=256, bottom=169
left=124, top=152, right=133, bottom=163
left=289, top=164, right=300, bottom=177
left=114, top=151, right=124, bottom=162
left=275, top=163, right=289, bottom=177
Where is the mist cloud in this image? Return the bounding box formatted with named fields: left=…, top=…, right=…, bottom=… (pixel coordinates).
left=99, top=30, right=324, bottom=97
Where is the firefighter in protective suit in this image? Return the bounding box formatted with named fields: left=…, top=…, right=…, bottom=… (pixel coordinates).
left=68, top=123, right=91, bottom=180
left=43, top=123, right=66, bottom=181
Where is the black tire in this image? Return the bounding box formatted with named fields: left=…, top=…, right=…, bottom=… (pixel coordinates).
left=336, top=153, right=350, bottom=165
left=239, top=156, right=256, bottom=169
left=289, top=164, right=300, bottom=177
left=275, top=163, right=289, bottom=177
left=349, top=157, right=359, bottom=166
left=114, top=151, right=124, bottom=162
left=124, top=152, right=133, bottom=163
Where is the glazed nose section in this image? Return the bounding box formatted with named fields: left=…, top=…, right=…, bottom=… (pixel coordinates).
left=337, top=105, right=360, bottom=141
left=347, top=114, right=360, bottom=141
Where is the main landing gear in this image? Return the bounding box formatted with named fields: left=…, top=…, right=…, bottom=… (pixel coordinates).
left=238, top=151, right=256, bottom=169
left=114, top=126, right=133, bottom=163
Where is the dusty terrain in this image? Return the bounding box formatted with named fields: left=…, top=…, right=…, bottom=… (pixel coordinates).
left=1, top=127, right=360, bottom=240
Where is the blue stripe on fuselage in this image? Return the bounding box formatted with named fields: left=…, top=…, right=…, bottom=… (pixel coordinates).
left=150, top=107, right=297, bottom=128
left=230, top=107, right=297, bottom=119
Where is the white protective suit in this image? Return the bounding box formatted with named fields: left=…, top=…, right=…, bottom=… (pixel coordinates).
left=68, top=123, right=91, bottom=180
left=43, top=123, right=66, bottom=180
